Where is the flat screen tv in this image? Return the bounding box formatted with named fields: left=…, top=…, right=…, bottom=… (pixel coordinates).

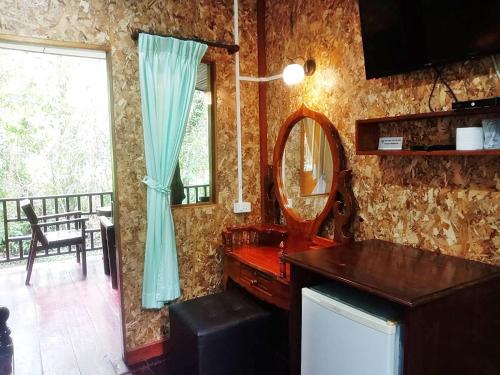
left=358, top=0, right=500, bottom=79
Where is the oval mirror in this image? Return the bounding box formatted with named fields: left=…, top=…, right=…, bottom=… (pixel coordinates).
left=281, top=118, right=332, bottom=220
left=273, top=106, right=343, bottom=236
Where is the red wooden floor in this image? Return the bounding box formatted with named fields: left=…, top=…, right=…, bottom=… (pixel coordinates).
left=0, top=254, right=130, bottom=375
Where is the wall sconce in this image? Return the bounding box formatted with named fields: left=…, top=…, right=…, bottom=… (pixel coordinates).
left=239, top=58, right=316, bottom=85
left=283, top=58, right=316, bottom=85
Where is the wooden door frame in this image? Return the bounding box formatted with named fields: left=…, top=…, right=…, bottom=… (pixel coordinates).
left=0, top=33, right=128, bottom=363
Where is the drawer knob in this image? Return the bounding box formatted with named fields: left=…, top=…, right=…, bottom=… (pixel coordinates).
left=250, top=279, right=258, bottom=286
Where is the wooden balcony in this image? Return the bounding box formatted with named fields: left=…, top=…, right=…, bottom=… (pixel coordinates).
left=1, top=255, right=128, bottom=374
left=182, top=184, right=211, bottom=204
left=0, top=192, right=112, bottom=263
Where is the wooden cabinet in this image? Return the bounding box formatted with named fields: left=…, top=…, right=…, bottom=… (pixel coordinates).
left=356, top=105, right=500, bottom=156
left=284, top=239, right=500, bottom=375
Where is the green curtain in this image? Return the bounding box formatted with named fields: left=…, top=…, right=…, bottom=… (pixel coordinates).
left=139, top=34, right=207, bottom=308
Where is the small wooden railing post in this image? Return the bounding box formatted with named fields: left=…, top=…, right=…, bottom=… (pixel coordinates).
left=2, top=200, right=10, bottom=262
left=0, top=306, right=13, bottom=375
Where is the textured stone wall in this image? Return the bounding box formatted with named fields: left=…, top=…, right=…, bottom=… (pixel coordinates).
left=266, top=0, right=500, bottom=264
left=0, top=0, right=261, bottom=350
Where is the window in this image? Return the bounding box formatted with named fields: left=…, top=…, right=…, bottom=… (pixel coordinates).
left=171, top=62, right=215, bottom=206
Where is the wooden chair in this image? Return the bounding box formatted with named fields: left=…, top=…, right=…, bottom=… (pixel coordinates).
left=21, top=200, right=88, bottom=285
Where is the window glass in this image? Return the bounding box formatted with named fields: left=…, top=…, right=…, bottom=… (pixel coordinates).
left=171, top=62, right=214, bottom=206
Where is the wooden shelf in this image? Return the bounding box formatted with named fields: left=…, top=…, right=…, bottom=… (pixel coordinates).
left=356, top=105, right=500, bottom=156
left=357, top=149, right=500, bottom=156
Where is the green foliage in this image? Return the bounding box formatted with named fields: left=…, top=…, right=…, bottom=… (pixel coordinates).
left=178, top=90, right=211, bottom=187
left=0, top=47, right=113, bottom=251
left=0, top=47, right=112, bottom=199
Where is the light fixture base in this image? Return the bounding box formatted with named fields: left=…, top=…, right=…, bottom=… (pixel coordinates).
left=304, top=59, right=316, bottom=76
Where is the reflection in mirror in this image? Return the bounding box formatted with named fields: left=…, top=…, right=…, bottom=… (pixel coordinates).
left=300, top=118, right=333, bottom=195
left=282, top=118, right=333, bottom=220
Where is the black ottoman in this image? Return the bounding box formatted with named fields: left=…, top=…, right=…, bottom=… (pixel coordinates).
left=169, top=289, right=272, bottom=375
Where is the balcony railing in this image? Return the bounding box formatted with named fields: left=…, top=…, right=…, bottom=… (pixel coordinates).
left=0, top=192, right=113, bottom=263
left=183, top=184, right=211, bottom=204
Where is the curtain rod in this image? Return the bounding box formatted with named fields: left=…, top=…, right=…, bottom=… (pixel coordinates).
left=130, top=29, right=239, bottom=55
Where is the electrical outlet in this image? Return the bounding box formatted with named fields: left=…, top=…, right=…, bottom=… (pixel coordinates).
left=233, top=202, right=252, bottom=213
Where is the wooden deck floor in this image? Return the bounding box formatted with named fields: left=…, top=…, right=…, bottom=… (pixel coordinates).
left=1, top=254, right=130, bottom=375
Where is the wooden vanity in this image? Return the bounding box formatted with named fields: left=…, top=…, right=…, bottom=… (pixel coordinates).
left=222, top=106, right=355, bottom=311
left=222, top=224, right=338, bottom=310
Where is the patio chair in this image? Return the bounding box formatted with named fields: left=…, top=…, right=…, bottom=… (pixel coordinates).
left=20, top=200, right=88, bottom=285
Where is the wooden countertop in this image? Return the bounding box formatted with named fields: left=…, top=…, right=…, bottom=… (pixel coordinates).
left=283, top=239, right=500, bottom=307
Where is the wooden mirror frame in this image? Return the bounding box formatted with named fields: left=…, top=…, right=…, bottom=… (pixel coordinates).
left=273, top=105, right=350, bottom=239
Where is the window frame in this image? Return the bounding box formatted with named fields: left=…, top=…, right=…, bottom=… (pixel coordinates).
left=172, top=60, right=216, bottom=208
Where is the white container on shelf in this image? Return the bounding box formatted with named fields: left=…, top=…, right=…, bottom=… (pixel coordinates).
left=456, top=127, right=484, bottom=150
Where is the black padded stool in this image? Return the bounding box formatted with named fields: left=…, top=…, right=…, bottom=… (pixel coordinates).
left=169, top=289, right=272, bottom=375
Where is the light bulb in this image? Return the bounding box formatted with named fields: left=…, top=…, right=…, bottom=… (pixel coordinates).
left=283, top=63, right=305, bottom=85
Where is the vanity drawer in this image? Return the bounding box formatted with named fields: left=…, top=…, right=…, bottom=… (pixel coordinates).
left=240, top=264, right=290, bottom=310
left=241, top=265, right=274, bottom=294
left=224, top=255, right=290, bottom=310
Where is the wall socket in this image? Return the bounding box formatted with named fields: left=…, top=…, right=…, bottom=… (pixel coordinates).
left=233, top=202, right=252, bottom=213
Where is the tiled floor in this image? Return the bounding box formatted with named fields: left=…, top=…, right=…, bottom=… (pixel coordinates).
left=0, top=254, right=147, bottom=375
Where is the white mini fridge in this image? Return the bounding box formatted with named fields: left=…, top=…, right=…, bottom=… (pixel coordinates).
left=301, top=284, right=403, bottom=375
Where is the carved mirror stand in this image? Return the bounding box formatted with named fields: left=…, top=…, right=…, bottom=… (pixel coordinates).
left=222, top=105, right=355, bottom=310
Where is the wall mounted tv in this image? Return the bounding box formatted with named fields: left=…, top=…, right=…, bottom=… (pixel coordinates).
left=358, top=0, right=500, bottom=79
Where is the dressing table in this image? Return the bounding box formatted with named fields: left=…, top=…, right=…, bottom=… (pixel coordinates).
left=222, top=105, right=356, bottom=310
